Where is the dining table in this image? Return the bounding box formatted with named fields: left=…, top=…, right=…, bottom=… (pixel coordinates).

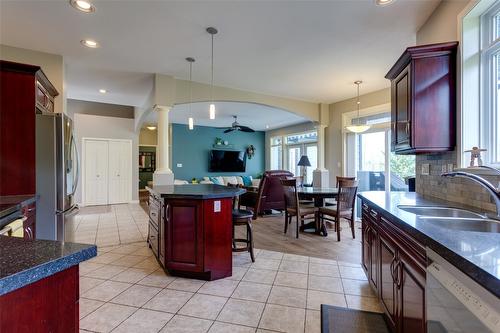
left=297, top=186, right=339, bottom=236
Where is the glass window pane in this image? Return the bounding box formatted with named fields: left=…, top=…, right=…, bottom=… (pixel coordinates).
left=270, top=145, right=282, bottom=170
left=271, top=136, right=282, bottom=145
left=357, top=131, right=386, bottom=192
left=288, top=147, right=301, bottom=176
left=495, top=51, right=500, bottom=162
left=389, top=152, right=415, bottom=191
left=286, top=131, right=317, bottom=144
left=305, top=145, right=317, bottom=185
left=495, top=13, right=500, bottom=40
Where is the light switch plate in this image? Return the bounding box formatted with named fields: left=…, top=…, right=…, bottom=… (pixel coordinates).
left=176, top=163, right=182, bottom=168
left=421, top=163, right=430, bottom=175
left=214, top=200, right=221, bottom=213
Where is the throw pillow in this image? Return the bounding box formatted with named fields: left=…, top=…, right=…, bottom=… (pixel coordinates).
left=209, top=176, right=223, bottom=185
left=241, top=175, right=253, bottom=187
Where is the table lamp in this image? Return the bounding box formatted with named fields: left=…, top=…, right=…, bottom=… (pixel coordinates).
left=297, top=155, right=311, bottom=185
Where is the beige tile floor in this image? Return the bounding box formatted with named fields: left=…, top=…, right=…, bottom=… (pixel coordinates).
left=79, top=242, right=382, bottom=333
left=66, top=204, right=148, bottom=246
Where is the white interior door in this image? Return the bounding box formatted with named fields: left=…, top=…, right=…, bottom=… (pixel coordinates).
left=108, top=140, right=131, bottom=204
left=84, top=140, right=109, bottom=205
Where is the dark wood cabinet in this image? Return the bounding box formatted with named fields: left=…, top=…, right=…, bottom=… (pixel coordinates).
left=147, top=190, right=233, bottom=281
left=361, top=200, right=426, bottom=333
left=385, top=42, right=458, bottom=154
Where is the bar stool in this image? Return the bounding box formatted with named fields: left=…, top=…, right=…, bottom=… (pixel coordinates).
left=232, top=208, right=255, bottom=262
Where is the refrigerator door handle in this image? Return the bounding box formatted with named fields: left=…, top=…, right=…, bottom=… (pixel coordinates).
left=57, top=204, right=79, bottom=217
left=71, top=134, right=80, bottom=196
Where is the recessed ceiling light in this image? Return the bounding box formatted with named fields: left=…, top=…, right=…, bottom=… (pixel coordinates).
left=265, top=125, right=270, bottom=129
left=70, top=0, right=95, bottom=13
left=375, top=0, right=395, bottom=6
left=99, top=89, right=107, bottom=94
left=146, top=126, right=157, bottom=131
left=81, top=39, right=99, bottom=48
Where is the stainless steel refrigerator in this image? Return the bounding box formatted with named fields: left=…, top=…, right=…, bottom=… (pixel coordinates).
left=36, top=112, right=79, bottom=241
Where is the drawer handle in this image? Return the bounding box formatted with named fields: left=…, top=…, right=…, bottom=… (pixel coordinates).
left=390, top=257, right=397, bottom=282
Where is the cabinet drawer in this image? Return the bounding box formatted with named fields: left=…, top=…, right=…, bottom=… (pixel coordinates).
left=148, top=223, right=159, bottom=257
left=36, top=80, right=54, bottom=113
left=149, top=201, right=160, bottom=228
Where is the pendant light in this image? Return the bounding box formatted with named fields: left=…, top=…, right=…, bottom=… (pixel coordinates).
left=207, top=27, right=218, bottom=120
left=346, top=80, right=371, bottom=133
left=186, top=57, right=195, bottom=130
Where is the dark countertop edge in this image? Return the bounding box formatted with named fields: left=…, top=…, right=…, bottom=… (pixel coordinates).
left=0, top=245, right=97, bottom=296
left=146, top=185, right=246, bottom=199
left=358, top=193, right=500, bottom=298
left=0, top=195, right=37, bottom=220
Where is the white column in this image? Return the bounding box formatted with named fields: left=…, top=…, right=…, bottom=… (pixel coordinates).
left=153, top=105, right=174, bottom=185
left=313, top=124, right=330, bottom=187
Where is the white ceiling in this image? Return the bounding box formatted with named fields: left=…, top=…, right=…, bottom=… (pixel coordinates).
left=144, top=101, right=308, bottom=131
left=0, top=0, right=440, bottom=105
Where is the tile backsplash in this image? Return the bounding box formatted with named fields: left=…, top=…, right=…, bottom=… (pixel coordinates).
left=416, top=151, right=499, bottom=213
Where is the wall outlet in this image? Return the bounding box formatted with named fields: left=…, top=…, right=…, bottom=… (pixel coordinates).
left=176, top=163, right=182, bottom=168
left=447, top=164, right=454, bottom=172
left=214, top=200, right=221, bottom=213
left=421, top=163, right=430, bottom=175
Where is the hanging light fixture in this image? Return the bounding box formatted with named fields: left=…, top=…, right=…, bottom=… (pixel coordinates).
left=346, top=80, right=371, bottom=133
left=186, top=57, right=195, bottom=130
left=207, top=27, right=218, bottom=120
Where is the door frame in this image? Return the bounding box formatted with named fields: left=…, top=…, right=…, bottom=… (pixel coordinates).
left=81, top=137, right=133, bottom=206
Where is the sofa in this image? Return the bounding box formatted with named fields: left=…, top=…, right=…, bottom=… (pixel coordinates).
left=200, top=175, right=261, bottom=187
left=239, top=170, right=293, bottom=219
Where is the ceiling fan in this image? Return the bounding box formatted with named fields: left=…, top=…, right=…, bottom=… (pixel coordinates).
left=221, top=116, right=255, bottom=133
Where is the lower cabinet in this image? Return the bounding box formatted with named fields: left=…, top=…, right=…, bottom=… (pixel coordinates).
left=361, top=199, right=426, bottom=333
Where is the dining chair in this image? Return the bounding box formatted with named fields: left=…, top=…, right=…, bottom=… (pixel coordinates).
left=325, top=176, right=357, bottom=206
left=318, top=179, right=358, bottom=241
left=280, top=178, right=317, bottom=238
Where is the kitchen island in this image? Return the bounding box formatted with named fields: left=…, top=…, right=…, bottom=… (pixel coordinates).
left=147, top=184, right=245, bottom=280
left=0, top=235, right=96, bottom=332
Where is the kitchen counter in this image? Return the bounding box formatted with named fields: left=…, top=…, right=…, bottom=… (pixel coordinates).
left=0, top=195, right=37, bottom=220
left=0, top=235, right=96, bottom=296
left=147, top=184, right=246, bottom=199
left=358, top=191, right=500, bottom=298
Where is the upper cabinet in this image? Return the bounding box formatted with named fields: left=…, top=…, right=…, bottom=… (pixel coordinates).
left=385, top=42, right=458, bottom=154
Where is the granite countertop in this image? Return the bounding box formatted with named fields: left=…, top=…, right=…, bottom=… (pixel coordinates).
left=147, top=184, right=246, bottom=199
left=0, top=236, right=96, bottom=296
left=0, top=195, right=37, bottom=220
left=358, top=191, right=500, bottom=298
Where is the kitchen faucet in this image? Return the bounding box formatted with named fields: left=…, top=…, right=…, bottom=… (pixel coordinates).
left=441, top=166, right=500, bottom=219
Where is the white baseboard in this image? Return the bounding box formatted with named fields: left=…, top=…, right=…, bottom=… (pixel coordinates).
left=129, top=200, right=139, bottom=204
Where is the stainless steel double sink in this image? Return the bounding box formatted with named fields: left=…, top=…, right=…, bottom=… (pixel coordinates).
left=397, top=205, right=500, bottom=233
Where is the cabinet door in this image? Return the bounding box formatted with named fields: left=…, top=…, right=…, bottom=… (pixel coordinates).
left=108, top=141, right=131, bottom=204
left=368, top=226, right=379, bottom=291
left=84, top=140, right=109, bottom=205
left=166, top=199, right=203, bottom=272
left=392, top=65, right=411, bottom=151
left=361, top=218, right=370, bottom=274
left=398, top=251, right=426, bottom=333
left=379, top=231, right=398, bottom=332
left=158, top=202, right=166, bottom=266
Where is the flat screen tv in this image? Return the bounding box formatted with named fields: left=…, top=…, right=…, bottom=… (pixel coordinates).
left=209, top=150, right=246, bottom=172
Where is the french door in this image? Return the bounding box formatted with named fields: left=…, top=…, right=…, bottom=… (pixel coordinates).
left=286, top=143, right=317, bottom=184
left=83, top=138, right=132, bottom=206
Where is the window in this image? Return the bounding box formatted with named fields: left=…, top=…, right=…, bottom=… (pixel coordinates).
left=481, top=2, right=500, bottom=164
left=270, top=136, right=282, bottom=170
left=269, top=130, right=318, bottom=184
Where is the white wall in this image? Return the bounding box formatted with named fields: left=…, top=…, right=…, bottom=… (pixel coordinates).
left=74, top=114, right=139, bottom=204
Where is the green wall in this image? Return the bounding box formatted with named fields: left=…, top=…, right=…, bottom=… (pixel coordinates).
left=172, top=123, right=265, bottom=181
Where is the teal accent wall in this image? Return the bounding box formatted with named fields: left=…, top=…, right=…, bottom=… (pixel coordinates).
left=172, top=123, right=265, bottom=181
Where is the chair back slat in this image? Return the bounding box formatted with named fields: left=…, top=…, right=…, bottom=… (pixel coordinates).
left=336, top=176, right=356, bottom=188
left=337, top=179, right=358, bottom=212
left=280, top=178, right=299, bottom=212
